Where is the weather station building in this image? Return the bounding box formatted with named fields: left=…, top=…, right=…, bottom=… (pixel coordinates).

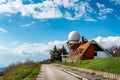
left=66, top=31, right=112, bottom=62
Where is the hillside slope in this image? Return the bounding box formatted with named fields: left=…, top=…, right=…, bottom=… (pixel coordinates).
left=3, top=62, right=41, bottom=80
left=57, top=57, right=120, bottom=74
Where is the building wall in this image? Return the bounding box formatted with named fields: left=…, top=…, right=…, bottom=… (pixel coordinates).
left=81, top=45, right=94, bottom=60
left=94, top=51, right=110, bottom=59
left=70, top=45, right=80, bottom=52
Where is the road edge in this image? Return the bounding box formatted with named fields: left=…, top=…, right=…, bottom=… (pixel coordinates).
left=62, top=69, right=88, bottom=80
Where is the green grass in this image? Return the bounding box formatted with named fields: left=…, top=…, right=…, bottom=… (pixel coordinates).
left=4, top=63, right=41, bottom=80
left=23, top=64, right=41, bottom=80
left=4, top=65, right=31, bottom=80
left=57, top=57, right=120, bottom=74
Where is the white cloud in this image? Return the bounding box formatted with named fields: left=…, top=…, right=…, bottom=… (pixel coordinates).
left=29, top=0, right=33, bottom=4
left=20, top=0, right=63, bottom=19
left=0, top=0, right=95, bottom=20
left=11, top=41, right=19, bottom=45
left=96, top=2, right=104, bottom=8
left=98, top=15, right=107, bottom=20
left=1, top=36, right=120, bottom=55
left=84, top=17, right=96, bottom=21
left=93, top=36, right=120, bottom=49
left=62, top=0, right=79, bottom=8
left=64, top=1, right=94, bottom=20
left=0, top=40, right=66, bottom=66
left=0, top=0, right=117, bottom=21
left=64, top=11, right=76, bottom=20
left=21, top=21, right=35, bottom=27
left=0, top=0, right=63, bottom=19
left=110, top=0, right=120, bottom=5
left=0, top=0, right=6, bottom=4
left=0, top=46, right=16, bottom=54
left=96, top=2, right=113, bottom=20
left=14, top=40, right=67, bottom=54
left=0, top=27, right=7, bottom=33
left=0, top=0, right=22, bottom=14
left=0, top=40, right=67, bottom=55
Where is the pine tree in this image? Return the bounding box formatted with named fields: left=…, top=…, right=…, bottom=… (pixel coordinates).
left=50, top=45, right=58, bottom=62
left=50, top=45, right=68, bottom=62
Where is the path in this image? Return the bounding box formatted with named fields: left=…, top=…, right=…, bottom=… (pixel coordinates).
left=36, top=64, right=79, bottom=80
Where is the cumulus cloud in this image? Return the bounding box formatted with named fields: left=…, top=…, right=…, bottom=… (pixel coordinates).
left=64, top=1, right=94, bottom=20
left=0, top=0, right=118, bottom=20
left=96, top=2, right=113, bottom=20
left=93, top=36, right=120, bottom=49
left=0, top=27, right=7, bottom=33
left=0, top=0, right=63, bottom=19
left=0, top=0, right=6, bottom=4
left=0, top=40, right=67, bottom=66
left=1, top=36, right=120, bottom=55
left=0, top=0, right=95, bottom=20
left=0, top=0, right=21, bottom=14
left=14, top=40, right=67, bottom=55
left=0, top=40, right=67, bottom=55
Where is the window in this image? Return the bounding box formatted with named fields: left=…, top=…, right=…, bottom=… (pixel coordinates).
left=94, top=52, right=97, bottom=56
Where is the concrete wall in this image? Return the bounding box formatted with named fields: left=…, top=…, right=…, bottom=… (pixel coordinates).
left=94, top=51, right=110, bottom=59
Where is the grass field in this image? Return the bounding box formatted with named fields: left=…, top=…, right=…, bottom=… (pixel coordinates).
left=57, top=57, right=120, bottom=74
left=3, top=62, right=41, bottom=80
left=23, top=64, right=41, bottom=80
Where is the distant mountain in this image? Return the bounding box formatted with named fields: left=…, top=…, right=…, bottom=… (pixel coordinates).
left=0, top=67, right=6, bottom=72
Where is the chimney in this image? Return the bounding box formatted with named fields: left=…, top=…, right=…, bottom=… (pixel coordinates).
left=81, top=36, right=84, bottom=45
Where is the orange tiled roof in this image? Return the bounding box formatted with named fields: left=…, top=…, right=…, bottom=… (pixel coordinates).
left=67, top=41, right=92, bottom=60
left=78, top=41, right=91, bottom=50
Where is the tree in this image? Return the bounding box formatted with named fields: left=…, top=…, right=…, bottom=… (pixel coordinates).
left=50, top=45, right=68, bottom=62
left=50, top=45, right=58, bottom=62
left=107, top=46, right=120, bottom=57
left=58, top=46, right=68, bottom=61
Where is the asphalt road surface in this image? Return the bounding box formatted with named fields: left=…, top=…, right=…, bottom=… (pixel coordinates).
left=36, top=64, right=79, bottom=80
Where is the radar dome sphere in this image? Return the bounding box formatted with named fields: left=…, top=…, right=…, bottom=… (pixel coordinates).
left=68, top=31, right=80, bottom=41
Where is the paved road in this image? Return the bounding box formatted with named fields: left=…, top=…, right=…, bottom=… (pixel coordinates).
left=36, top=64, right=79, bottom=80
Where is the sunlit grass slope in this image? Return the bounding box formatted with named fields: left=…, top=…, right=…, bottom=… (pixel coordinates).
left=4, top=62, right=41, bottom=80
left=57, top=57, right=120, bottom=74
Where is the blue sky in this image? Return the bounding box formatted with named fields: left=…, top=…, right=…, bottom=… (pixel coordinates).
left=0, top=0, right=120, bottom=67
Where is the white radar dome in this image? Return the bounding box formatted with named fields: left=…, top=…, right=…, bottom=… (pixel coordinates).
left=68, top=31, right=80, bottom=41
